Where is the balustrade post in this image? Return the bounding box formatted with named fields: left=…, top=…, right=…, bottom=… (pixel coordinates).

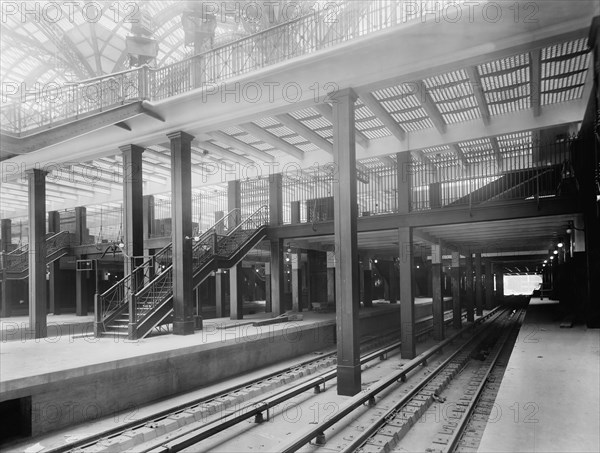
left=128, top=292, right=137, bottom=340
left=94, top=293, right=102, bottom=337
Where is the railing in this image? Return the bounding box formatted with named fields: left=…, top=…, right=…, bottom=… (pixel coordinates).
left=96, top=209, right=241, bottom=327
left=214, top=206, right=269, bottom=257
left=410, top=139, right=575, bottom=211
left=1, top=1, right=455, bottom=134
left=130, top=206, right=267, bottom=329
left=0, top=231, right=71, bottom=273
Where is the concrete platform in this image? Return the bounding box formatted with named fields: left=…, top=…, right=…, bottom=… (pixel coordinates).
left=479, top=299, right=600, bottom=453
left=0, top=313, right=94, bottom=342
left=0, top=301, right=440, bottom=439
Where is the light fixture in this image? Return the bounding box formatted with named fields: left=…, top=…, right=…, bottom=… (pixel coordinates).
left=550, top=256, right=554, bottom=260
left=557, top=242, right=564, bottom=248
left=118, top=240, right=125, bottom=248
left=553, top=250, right=558, bottom=255
left=373, top=258, right=378, bottom=264
left=566, top=220, right=585, bottom=235
left=416, top=265, right=420, bottom=269
left=544, top=260, right=548, bottom=264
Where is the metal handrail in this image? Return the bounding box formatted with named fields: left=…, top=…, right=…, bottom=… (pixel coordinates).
left=0, top=231, right=70, bottom=272
left=132, top=206, right=268, bottom=326
left=97, top=209, right=242, bottom=326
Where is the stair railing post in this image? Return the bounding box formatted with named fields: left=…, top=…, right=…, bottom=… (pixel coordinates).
left=94, top=293, right=102, bottom=337
left=128, top=288, right=137, bottom=340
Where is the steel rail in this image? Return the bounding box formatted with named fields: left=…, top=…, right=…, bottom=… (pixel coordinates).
left=137, top=311, right=481, bottom=453
left=444, top=308, right=526, bottom=453
left=47, top=311, right=451, bottom=453
left=279, top=307, right=504, bottom=453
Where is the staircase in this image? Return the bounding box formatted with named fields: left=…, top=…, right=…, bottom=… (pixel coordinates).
left=0, top=231, right=71, bottom=280
left=96, top=206, right=269, bottom=339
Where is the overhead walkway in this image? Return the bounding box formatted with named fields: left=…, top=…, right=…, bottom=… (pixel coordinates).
left=96, top=207, right=269, bottom=339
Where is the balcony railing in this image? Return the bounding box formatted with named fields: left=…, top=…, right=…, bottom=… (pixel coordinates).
left=1, top=1, right=455, bottom=134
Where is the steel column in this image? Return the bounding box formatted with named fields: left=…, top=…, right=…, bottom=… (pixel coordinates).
left=229, top=263, right=243, bottom=320
left=399, top=226, right=415, bottom=358
left=475, top=252, right=483, bottom=316
left=27, top=169, right=47, bottom=339
left=465, top=253, right=475, bottom=322
left=451, top=251, right=462, bottom=329
left=270, top=239, right=285, bottom=316
left=332, top=88, right=361, bottom=396
left=431, top=242, right=444, bottom=341
left=168, top=131, right=196, bottom=335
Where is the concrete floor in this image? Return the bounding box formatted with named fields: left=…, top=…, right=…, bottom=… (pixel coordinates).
left=0, top=313, right=94, bottom=342
left=478, top=299, right=600, bottom=452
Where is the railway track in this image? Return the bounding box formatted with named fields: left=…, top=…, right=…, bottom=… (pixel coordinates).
left=268, top=307, right=522, bottom=453
left=51, top=310, right=463, bottom=453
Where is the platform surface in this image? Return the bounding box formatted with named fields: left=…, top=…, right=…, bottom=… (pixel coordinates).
left=0, top=313, right=94, bottom=342
left=0, top=298, right=443, bottom=393
left=479, top=299, right=600, bottom=453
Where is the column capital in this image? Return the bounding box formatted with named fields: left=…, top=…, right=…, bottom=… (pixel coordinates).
left=25, top=168, right=48, bottom=178
left=119, top=144, right=145, bottom=155
left=167, top=131, right=195, bottom=144
left=330, top=87, right=358, bottom=103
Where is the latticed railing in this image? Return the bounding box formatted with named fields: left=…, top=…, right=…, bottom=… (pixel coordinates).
left=132, top=206, right=267, bottom=323
left=410, top=139, right=575, bottom=211
left=1, top=0, right=453, bottom=134
left=0, top=231, right=71, bottom=273
left=215, top=206, right=269, bottom=256
left=96, top=209, right=241, bottom=327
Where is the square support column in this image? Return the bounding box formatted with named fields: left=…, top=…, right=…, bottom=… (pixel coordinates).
left=76, top=257, right=89, bottom=316
left=270, top=239, right=285, bottom=316
left=264, top=262, right=272, bottom=312
left=389, top=261, right=399, bottom=303
left=290, top=201, right=301, bottom=224
left=1, top=220, right=12, bottom=318
left=47, top=211, right=60, bottom=234
left=326, top=251, right=336, bottom=305
left=269, top=173, right=283, bottom=226
left=168, top=131, right=196, bottom=335
left=229, top=263, right=243, bottom=320
left=228, top=180, right=241, bottom=226
left=215, top=269, right=228, bottom=318
left=1, top=219, right=11, bottom=252
left=465, top=253, right=475, bottom=322
left=396, top=151, right=411, bottom=214
left=121, top=144, right=146, bottom=337
left=451, top=252, right=462, bottom=329
left=48, top=260, right=61, bottom=315
left=75, top=207, right=86, bottom=245
left=291, top=250, right=302, bottom=312
left=431, top=242, right=444, bottom=341
left=475, top=252, right=483, bottom=316
left=399, top=226, right=415, bottom=358
left=363, top=269, right=373, bottom=308
left=26, top=169, right=48, bottom=338
left=485, top=260, right=494, bottom=310
left=332, top=89, right=361, bottom=396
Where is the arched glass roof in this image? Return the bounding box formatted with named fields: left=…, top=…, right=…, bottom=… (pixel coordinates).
left=0, top=1, right=321, bottom=88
